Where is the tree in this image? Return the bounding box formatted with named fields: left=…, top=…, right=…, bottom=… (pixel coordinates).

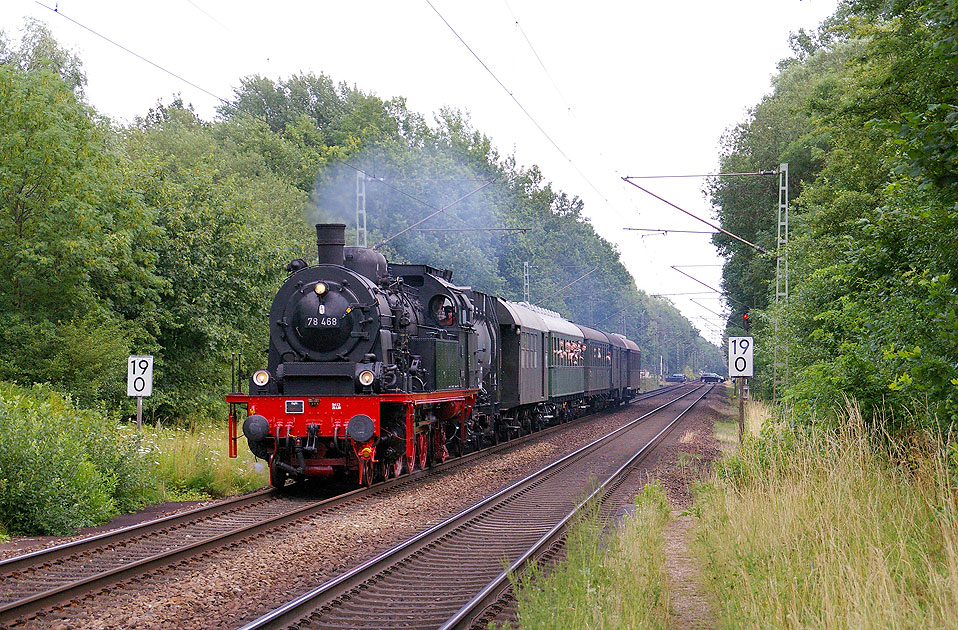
left=712, top=0, right=958, bottom=423
left=0, top=43, right=141, bottom=404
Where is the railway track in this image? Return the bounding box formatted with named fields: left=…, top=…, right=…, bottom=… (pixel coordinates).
left=238, top=383, right=712, bottom=630
left=0, top=385, right=687, bottom=627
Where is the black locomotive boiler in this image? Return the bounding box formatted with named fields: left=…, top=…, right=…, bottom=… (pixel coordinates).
left=227, top=224, right=642, bottom=487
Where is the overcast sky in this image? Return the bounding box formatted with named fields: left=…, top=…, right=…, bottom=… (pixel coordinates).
left=1, top=0, right=840, bottom=344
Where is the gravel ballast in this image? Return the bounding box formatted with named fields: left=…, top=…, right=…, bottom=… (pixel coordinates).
left=11, top=391, right=707, bottom=630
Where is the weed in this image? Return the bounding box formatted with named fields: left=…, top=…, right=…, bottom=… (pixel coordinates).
left=140, top=422, right=267, bottom=502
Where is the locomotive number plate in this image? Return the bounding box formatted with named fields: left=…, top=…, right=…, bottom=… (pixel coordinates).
left=285, top=400, right=305, bottom=414
left=306, top=317, right=338, bottom=327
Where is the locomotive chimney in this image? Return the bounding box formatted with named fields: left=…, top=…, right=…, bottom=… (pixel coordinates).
left=316, top=223, right=346, bottom=266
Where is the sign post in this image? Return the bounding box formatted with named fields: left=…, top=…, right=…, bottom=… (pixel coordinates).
left=728, top=337, right=754, bottom=442
left=127, top=355, right=154, bottom=432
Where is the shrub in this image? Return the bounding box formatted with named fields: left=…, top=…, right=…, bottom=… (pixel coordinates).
left=0, top=382, right=153, bottom=535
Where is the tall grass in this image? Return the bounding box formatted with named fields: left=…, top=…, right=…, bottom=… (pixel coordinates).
left=744, top=398, right=769, bottom=436
left=694, top=401, right=958, bottom=629
left=140, top=422, right=268, bottom=501
left=509, top=483, right=672, bottom=629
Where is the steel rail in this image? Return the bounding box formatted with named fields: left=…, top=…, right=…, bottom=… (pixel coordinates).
left=0, top=488, right=274, bottom=575
left=237, top=384, right=707, bottom=630
left=442, top=384, right=713, bottom=629
left=0, top=487, right=373, bottom=624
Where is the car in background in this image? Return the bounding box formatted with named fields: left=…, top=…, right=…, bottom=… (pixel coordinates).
left=701, top=372, right=724, bottom=383
left=665, top=373, right=687, bottom=383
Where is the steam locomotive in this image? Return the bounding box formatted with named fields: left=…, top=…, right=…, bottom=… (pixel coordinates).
left=226, top=224, right=641, bottom=488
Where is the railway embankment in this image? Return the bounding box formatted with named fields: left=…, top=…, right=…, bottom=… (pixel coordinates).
left=0, top=390, right=699, bottom=629
left=508, top=387, right=958, bottom=629
left=507, top=384, right=729, bottom=629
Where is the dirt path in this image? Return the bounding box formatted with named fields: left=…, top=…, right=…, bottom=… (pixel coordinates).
left=649, top=385, right=733, bottom=630
left=664, top=513, right=714, bottom=629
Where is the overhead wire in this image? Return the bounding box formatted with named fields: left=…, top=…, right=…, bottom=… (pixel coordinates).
left=670, top=266, right=745, bottom=307
left=624, top=170, right=779, bottom=179
left=673, top=264, right=723, bottom=268
left=623, top=178, right=769, bottom=254
left=501, top=0, right=573, bottom=114
left=373, top=179, right=496, bottom=249
left=624, top=227, right=717, bottom=234
left=169, top=3, right=498, bottom=240
left=414, top=227, right=529, bottom=232
left=690, top=298, right=726, bottom=320
left=183, top=0, right=231, bottom=32
left=36, top=3, right=502, bottom=248
left=496, top=1, right=641, bottom=224
left=35, top=1, right=230, bottom=105
left=538, top=266, right=598, bottom=303
left=38, top=1, right=719, bottom=338
left=423, top=0, right=619, bottom=216
left=346, top=164, right=504, bottom=237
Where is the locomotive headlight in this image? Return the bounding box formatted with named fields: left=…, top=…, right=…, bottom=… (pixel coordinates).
left=253, top=369, right=270, bottom=387
left=358, top=369, right=375, bottom=387
left=314, top=282, right=327, bottom=295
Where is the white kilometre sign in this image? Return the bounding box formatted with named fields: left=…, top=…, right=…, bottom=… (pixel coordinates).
left=728, top=337, right=754, bottom=377
left=127, top=355, right=154, bottom=397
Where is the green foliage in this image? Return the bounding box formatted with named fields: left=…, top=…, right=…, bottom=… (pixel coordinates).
left=0, top=30, right=158, bottom=411
left=0, top=382, right=152, bottom=535
left=695, top=403, right=958, bottom=628
left=633, top=480, right=670, bottom=517
left=0, top=19, right=86, bottom=93
left=140, top=422, right=267, bottom=500
left=715, top=422, right=798, bottom=488
left=121, top=101, right=311, bottom=417
left=711, top=1, right=958, bottom=423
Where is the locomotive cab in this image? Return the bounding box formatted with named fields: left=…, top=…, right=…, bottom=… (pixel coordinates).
left=227, top=224, right=481, bottom=488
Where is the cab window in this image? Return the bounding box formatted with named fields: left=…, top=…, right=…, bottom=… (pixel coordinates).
left=429, top=295, right=457, bottom=326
